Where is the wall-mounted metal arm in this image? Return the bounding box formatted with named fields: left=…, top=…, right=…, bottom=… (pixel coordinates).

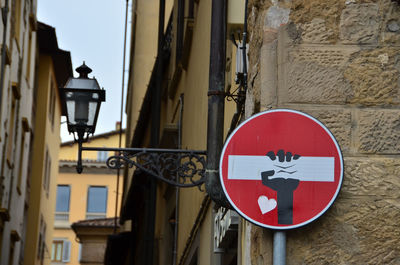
left=77, top=144, right=207, bottom=188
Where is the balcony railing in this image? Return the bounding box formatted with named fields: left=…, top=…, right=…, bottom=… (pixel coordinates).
left=85, top=212, right=107, bottom=220
left=55, top=212, right=69, bottom=221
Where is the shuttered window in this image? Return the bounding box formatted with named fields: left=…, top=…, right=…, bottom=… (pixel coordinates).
left=51, top=239, right=71, bottom=262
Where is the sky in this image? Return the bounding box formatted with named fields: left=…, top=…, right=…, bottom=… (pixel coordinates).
left=37, top=0, right=130, bottom=142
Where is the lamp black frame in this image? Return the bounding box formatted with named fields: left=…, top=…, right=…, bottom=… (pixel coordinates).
left=76, top=142, right=207, bottom=188
left=64, top=87, right=106, bottom=139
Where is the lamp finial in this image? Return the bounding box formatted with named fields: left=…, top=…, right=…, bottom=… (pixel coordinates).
left=76, top=62, right=92, bottom=78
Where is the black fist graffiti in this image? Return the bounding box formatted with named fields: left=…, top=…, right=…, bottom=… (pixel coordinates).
left=261, top=150, right=301, bottom=225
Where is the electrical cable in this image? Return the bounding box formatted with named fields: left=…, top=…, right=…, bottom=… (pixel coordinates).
left=114, top=0, right=129, bottom=234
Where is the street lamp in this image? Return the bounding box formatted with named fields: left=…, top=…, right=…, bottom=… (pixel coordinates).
left=63, top=62, right=105, bottom=173
left=62, top=63, right=206, bottom=188
left=64, top=62, right=105, bottom=142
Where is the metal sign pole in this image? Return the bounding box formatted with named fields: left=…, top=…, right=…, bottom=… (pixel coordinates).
left=273, top=231, right=286, bottom=265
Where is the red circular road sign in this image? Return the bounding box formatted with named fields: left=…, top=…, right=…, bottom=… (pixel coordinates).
left=220, top=109, right=343, bottom=229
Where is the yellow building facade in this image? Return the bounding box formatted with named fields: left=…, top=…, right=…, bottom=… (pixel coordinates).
left=116, top=0, right=242, bottom=264
left=117, top=1, right=400, bottom=265
left=52, top=129, right=124, bottom=264
left=23, top=22, right=73, bottom=265
left=0, top=0, right=38, bottom=264
left=0, top=1, right=73, bottom=263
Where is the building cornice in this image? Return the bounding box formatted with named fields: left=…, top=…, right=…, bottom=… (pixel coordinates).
left=59, top=160, right=117, bottom=174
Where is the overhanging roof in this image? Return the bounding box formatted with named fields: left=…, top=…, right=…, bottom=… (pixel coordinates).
left=37, top=21, right=73, bottom=116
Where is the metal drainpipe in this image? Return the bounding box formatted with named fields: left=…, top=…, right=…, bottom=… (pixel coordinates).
left=0, top=0, right=9, bottom=119
left=146, top=0, right=165, bottom=264
left=206, top=0, right=230, bottom=208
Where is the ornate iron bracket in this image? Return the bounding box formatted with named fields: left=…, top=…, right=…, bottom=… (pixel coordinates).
left=77, top=145, right=207, bottom=188
left=225, top=86, right=246, bottom=104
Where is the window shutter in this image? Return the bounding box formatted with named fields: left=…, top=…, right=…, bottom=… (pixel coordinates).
left=78, top=243, right=82, bottom=262
left=62, top=240, right=71, bottom=262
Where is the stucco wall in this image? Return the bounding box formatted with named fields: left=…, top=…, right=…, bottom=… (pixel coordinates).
left=245, top=0, right=400, bottom=264
left=55, top=133, right=123, bottom=265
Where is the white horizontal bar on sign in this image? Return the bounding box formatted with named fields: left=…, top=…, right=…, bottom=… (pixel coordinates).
left=227, top=155, right=334, bottom=182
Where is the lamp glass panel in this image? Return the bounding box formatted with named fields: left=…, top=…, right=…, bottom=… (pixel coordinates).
left=63, top=76, right=103, bottom=134
left=66, top=78, right=100, bottom=90
left=66, top=100, right=75, bottom=124
left=65, top=90, right=100, bottom=127
left=87, top=101, right=98, bottom=126
left=75, top=99, right=89, bottom=123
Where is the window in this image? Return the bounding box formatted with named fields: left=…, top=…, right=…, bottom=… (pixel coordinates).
left=19, top=205, right=28, bottom=265
left=51, top=241, right=63, bottom=262
left=16, top=121, right=28, bottom=194
left=25, top=131, right=34, bottom=191
left=6, top=90, right=17, bottom=167
left=86, top=186, right=107, bottom=219
left=97, top=150, right=108, bottom=162
left=51, top=239, right=71, bottom=262
left=0, top=227, right=3, bottom=260
left=43, top=148, right=51, bottom=196
left=176, top=0, right=185, bottom=64
left=26, top=29, right=33, bottom=84
left=14, top=0, right=22, bottom=46
left=37, top=218, right=46, bottom=264
left=55, top=185, right=70, bottom=221
left=8, top=240, right=15, bottom=265
left=48, top=80, right=56, bottom=129
left=188, top=250, right=198, bottom=265
left=78, top=243, right=82, bottom=262
left=176, top=0, right=197, bottom=69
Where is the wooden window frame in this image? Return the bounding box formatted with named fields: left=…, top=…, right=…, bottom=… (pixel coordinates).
left=176, top=0, right=185, bottom=65
left=16, top=117, right=29, bottom=195
left=51, top=239, right=71, bottom=262
left=8, top=240, right=15, bottom=265
left=51, top=240, right=63, bottom=262
left=16, top=131, right=25, bottom=195
left=14, top=0, right=22, bottom=48
left=26, top=29, right=33, bottom=84
left=6, top=84, right=19, bottom=168
left=43, top=148, right=51, bottom=197
left=48, top=79, right=56, bottom=130
left=37, top=218, right=46, bottom=264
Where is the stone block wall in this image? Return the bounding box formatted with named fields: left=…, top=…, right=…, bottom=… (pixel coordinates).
left=245, top=0, right=400, bottom=264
